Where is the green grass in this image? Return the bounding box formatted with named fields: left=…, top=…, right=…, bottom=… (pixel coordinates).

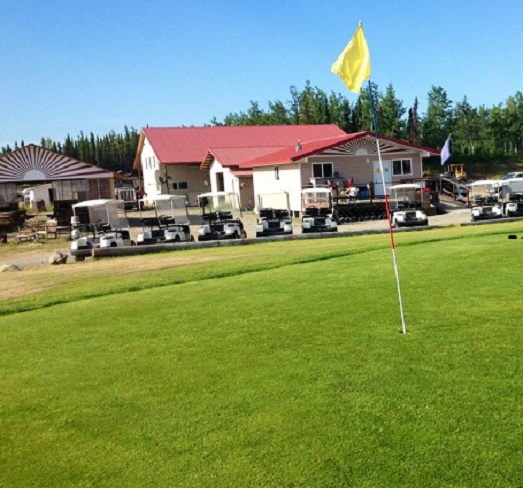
left=2, top=224, right=523, bottom=486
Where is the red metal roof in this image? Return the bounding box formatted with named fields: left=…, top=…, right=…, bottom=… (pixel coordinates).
left=240, top=131, right=440, bottom=168
left=202, top=146, right=288, bottom=170
left=143, top=125, right=347, bottom=164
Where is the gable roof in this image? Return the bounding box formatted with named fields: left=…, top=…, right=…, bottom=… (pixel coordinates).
left=0, top=144, right=114, bottom=183
left=240, top=131, right=440, bottom=168
left=134, top=125, right=347, bottom=168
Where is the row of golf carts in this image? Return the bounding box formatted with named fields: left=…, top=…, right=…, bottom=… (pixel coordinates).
left=74, top=181, right=508, bottom=261
left=388, top=178, right=523, bottom=224
left=467, top=178, right=523, bottom=221
left=68, top=189, right=341, bottom=260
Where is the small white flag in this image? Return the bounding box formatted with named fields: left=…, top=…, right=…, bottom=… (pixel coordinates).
left=441, top=135, right=451, bottom=166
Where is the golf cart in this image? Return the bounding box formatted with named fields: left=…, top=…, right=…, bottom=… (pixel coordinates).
left=70, top=199, right=132, bottom=261
left=197, top=192, right=246, bottom=241
left=137, top=194, right=193, bottom=245
left=255, top=192, right=293, bottom=238
left=301, top=187, right=338, bottom=233
left=469, top=180, right=502, bottom=221
left=500, top=178, right=523, bottom=217
left=388, top=183, right=429, bottom=228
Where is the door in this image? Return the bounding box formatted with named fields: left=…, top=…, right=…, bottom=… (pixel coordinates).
left=216, top=172, right=225, bottom=192
left=373, top=161, right=392, bottom=197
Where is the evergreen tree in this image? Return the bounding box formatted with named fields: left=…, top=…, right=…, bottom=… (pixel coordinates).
left=421, top=86, right=453, bottom=149
left=379, top=83, right=406, bottom=138
left=453, top=96, right=480, bottom=156
left=328, top=92, right=351, bottom=132
left=406, top=97, right=421, bottom=144
left=267, top=100, right=290, bottom=125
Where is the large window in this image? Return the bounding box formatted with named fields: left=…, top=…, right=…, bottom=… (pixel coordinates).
left=312, top=162, right=333, bottom=178
left=392, top=159, right=413, bottom=176
left=172, top=181, right=188, bottom=190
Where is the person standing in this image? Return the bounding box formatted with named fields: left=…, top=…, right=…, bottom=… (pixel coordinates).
left=367, top=181, right=375, bottom=203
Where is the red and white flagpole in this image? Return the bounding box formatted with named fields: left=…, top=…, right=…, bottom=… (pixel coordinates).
left=368, top=79, right=407, bottom=334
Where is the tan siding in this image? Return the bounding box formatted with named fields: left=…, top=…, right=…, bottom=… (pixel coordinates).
left=305, top=153, right=424, bottom=187
left=163, top=164, right=210, bottom=206
left=305, top=156, right=374, bottom=187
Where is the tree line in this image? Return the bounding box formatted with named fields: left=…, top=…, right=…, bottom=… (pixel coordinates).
left=1, top=126, right=140, bottom=173
left=2, top=82, right=523, bottom=172
left=211, top=81, right=523, bottom=166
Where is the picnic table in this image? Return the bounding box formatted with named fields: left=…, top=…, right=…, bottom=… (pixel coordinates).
left=15, top=217, right=59, bottom=244
left=15, top=227, right=38, bottom=244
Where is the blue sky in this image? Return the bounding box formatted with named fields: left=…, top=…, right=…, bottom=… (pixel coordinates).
left=1, top=0, right=522, bottom=147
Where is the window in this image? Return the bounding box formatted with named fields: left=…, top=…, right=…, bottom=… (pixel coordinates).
left=392, top=159, right=413, bottom=176
left=274, top=166, right=280, bottom=180
left=312, top=163, right=333, bottom=178
left=172, top=181, right=188, bottom=190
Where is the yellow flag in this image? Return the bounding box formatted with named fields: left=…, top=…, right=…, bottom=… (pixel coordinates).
left=331, top=24, right=371, bottom=94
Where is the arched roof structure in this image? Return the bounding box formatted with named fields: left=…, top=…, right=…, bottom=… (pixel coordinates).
left=0, top=144, right=113, bottom=183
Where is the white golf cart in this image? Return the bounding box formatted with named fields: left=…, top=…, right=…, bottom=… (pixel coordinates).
left=301, top=187, right=338, bottom=233
left=197, top=192, right=246, bottom=241
left=388, top=183, right=429, bottom=228
left=137, top=194, right=193, bottom=245
left=70, top=199, right=132, bottom=261
left=255, top=192, right=293, bottom=238
left=469, top=180, right=502, bottom=221
left=500, top=178, right=523, bottom=217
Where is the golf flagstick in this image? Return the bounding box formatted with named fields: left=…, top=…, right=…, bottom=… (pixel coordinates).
left=331, top=22, right=407, bottom=333
left=368, top=79, right=407, bottom=334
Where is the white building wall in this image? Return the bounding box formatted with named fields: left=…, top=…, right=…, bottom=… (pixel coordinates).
left=141, top=137, right=161, bottom=200
left=253, top=163, right=302, bottom=214
left=209, top=160, right=245, bottom=206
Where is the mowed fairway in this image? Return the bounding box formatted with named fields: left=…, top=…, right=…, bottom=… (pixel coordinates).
left=2, top=223, right=523, bottom=487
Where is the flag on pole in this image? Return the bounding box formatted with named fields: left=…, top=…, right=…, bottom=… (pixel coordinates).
left=441, top=135, right=451, bottom=165
left=331, top=23, right=371, bottom=93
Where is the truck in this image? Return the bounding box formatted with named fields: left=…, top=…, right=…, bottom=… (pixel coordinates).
left=301, top=188, right=338, bottom=233
left=255, top=192, right=293, bottom=238
left=500, top=178, right=523, bottom=217
left=469, top=180, right=502, bottom=221
left=388, top=183, right=429, bottom=228
left=70, top=199, right=132, bottom=261
left=197, top=192, right=246, bottom=241
left=137, top=194, right=193, bottom=245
